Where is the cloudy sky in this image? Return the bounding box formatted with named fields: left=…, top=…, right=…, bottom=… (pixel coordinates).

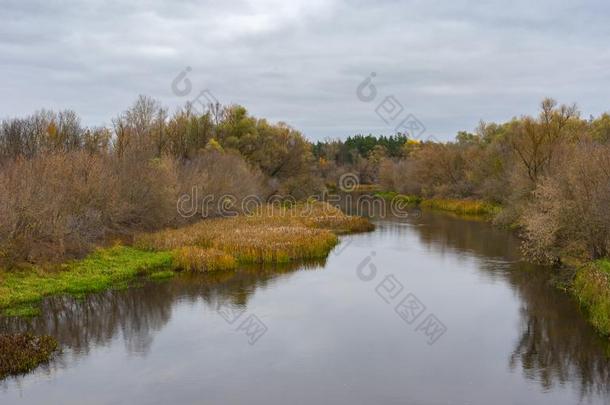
left=2, top=0, right=610, bottom=141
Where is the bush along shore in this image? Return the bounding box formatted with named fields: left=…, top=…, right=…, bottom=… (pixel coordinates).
left=0, top=333, right=59, bottom=380
left=0, top=202, right=373, bottom=318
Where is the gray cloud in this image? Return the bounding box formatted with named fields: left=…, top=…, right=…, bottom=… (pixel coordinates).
left=1, top=0, right=609, bottom=141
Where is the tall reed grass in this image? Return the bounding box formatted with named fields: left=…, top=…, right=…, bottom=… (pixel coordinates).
left=136, top=202, right=372, bottom=264
left=173, top=247, right=237, bottom=272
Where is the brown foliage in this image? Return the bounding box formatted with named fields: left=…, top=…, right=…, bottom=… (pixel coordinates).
left=0, top=97, right=322, bottom=265
left=522, top=143, right=610, bottom=262
left=0, top=333, right=58, bottom=380
left=0, top=149, right=263, bottom=265
left=0, top=152, right=122, bottom=262
left=373, top=99, right=610, bottom=263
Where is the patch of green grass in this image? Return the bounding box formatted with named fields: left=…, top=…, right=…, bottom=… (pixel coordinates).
left=2, top=304, right=41, bottom=318
left=0, top=246, right=175, bottom=313
left=573, top=260, right=610, bottom=335
left=0, top=203, right=373, bottom=318
left=596, top=259, right=610, bottom=273
left=148, top=270, right=176, bottom=281
left=377, top=191, right=500, bottom=218
left=420, top=198, right=501, bottom=217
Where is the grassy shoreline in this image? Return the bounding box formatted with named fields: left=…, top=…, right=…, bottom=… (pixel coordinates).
left=0, top=202, right=373, bottom=318
left=572, top=260, right=610, bottom=336
left=0, top=246, right=176, bottom=317
left=375, top=191, right=502, bottom=218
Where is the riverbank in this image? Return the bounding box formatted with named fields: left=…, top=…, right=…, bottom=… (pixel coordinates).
left=375, top=191, right=501, bottom=218
left=378, top=191, right=610, bottom=338
left=0, top=202, right=373, bottom=318
left=573, top=260, right=610, bottom=336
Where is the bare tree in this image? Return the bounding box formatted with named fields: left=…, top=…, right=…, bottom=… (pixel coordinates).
left=508, top=98, right=578, bottom=184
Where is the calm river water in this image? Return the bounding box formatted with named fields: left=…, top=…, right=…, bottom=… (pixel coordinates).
left=2, top=213, right=610, bottom=404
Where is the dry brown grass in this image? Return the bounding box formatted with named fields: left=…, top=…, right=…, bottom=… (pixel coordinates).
left=0, top=333, right=58, bottom=380
left=294, top=201, right=375, bottom=234
left=173, top=247, right=237, bottom=272
left=135, top=202, right=372, bottom=264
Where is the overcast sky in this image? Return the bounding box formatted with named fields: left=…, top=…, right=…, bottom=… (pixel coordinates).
left=2, top=0, right=610, bottom=141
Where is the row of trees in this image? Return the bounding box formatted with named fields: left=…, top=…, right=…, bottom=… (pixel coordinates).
left=0, top=96, right=317, bottom=264
left=312, top=134, right=408, bottom=164
left=313, top=134, right=413, bottom=185
left=372, top=99, right=610, bottom=262
left=0, top=97, right=317, bottom=195
left=2, top=96, right=609, bottom=265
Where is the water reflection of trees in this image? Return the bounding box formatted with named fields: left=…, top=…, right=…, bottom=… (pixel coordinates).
left=0, top=259, right=324, bottom=360
left=405, top=212, right=610, bottom=398
left=4, top=213, right=610, bottom=398
left=407, top=212, right=522, bottom=261
left=508, top=265, right=610, bottom=399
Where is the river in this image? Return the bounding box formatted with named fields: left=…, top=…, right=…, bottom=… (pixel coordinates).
left=2, top=212, right=610, bottom=404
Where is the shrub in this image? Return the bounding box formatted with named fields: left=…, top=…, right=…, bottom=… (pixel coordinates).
left=521, top=142, right=610, bottom=262
left=0, top=149, right=264, bottom=266
left=0, top=333, right=58, bottom=380
left=0, top=152, right=122, bottom=263
left=173, top=150, right=265, bottom=224
left=379, top=159, right=422, bottom=196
